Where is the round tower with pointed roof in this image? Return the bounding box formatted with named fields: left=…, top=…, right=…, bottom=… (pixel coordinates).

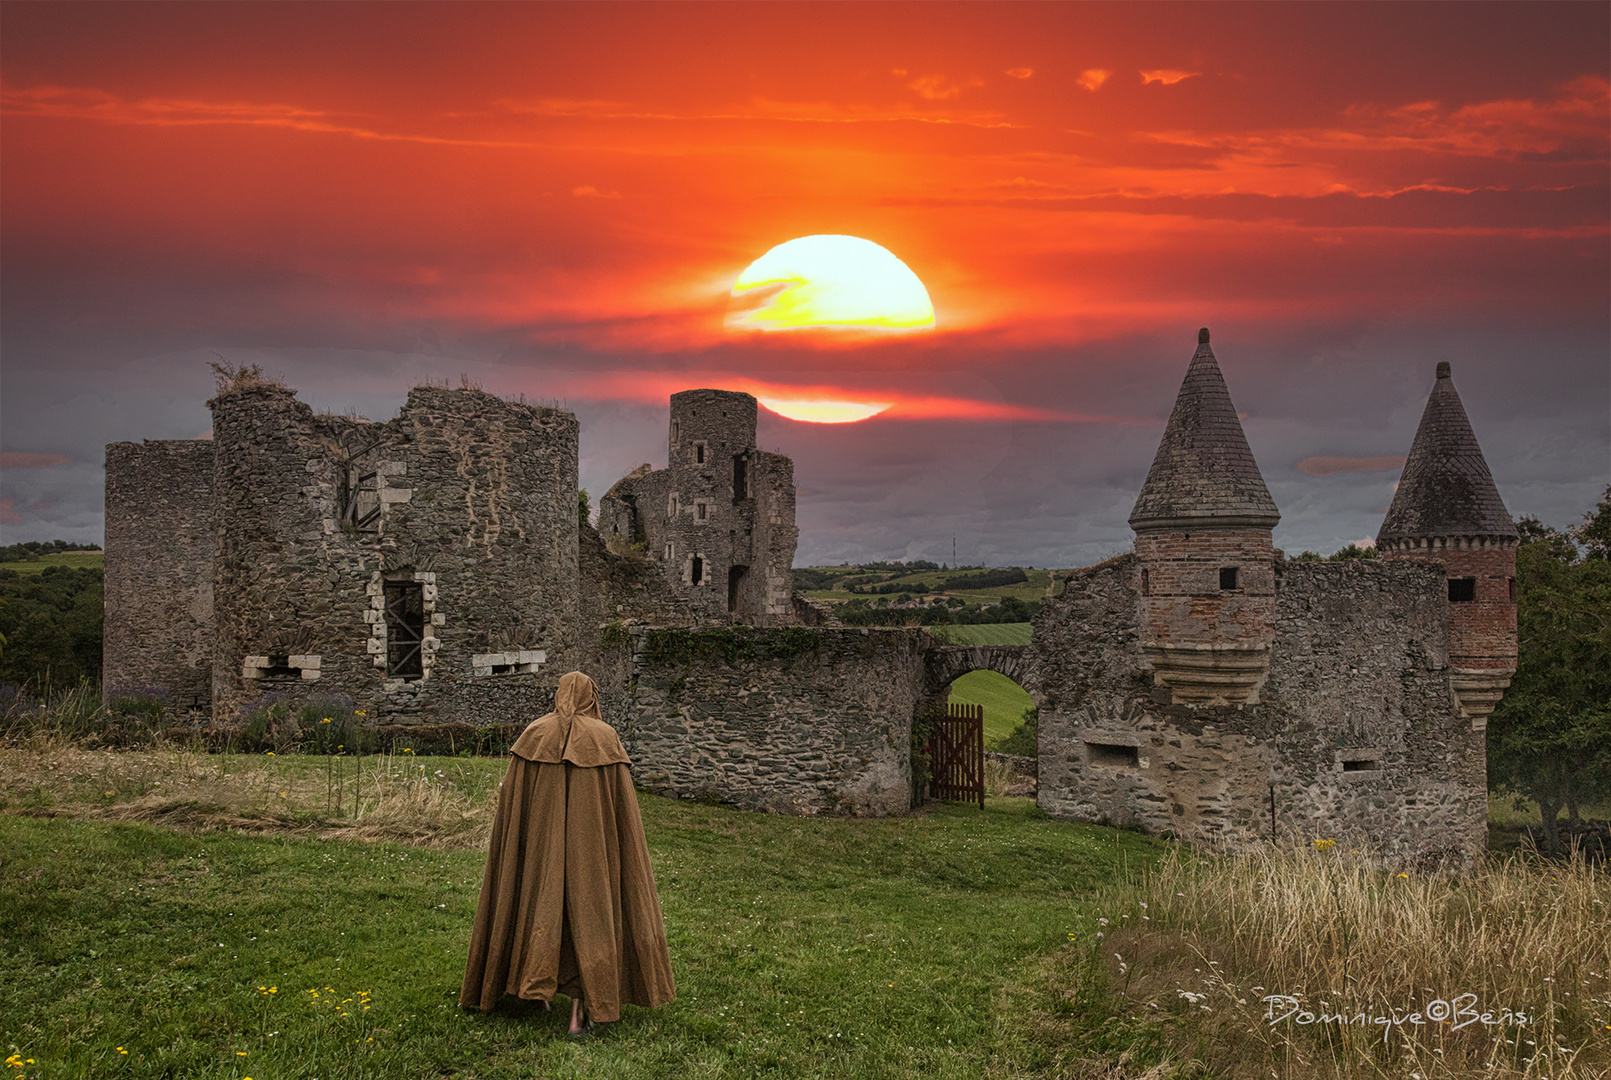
left=1129, top=328, right=1281, bottom=704
left=1378, top=362, right=1518, bottom=727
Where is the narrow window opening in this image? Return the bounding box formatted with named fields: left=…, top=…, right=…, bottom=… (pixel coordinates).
left=1219, top=567, right=1239, bottom=590
left=1140, top=568, right=1151, bottom=596
left=728, top=565, right=748, bottom=613
left=733, top=453, right=748, bottom=501
left=694, top=441, right=707, bottom=465
left=384, top=580, right=425, bottom=679
left=664, top=542, right=675, bottom=562
left=668, top=493, right=680, bottom=518
left=491, top=663, right=516, bottom=675
left=691, top=555, right=705, bottom=586
left=262, top=654, right=297, bottom=678
left=1508, top=577, right=1517, bottom=602
left=696, top=501, right=708, bottom=522
left=1085, top=742, right=1139, bottom=768
left=1342, top=758, right=1380, bottom=772
left=1448, top=577, right=1476, bottom=603
left=670, top=419, right=679, bottom=443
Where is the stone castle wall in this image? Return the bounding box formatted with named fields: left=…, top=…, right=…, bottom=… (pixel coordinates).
left=1035, top=553, right=1485, bottom=865
left=102, top=440, right=216, bottom=712
left=617, top=626, right=927, bottom=816
left=206, top=382, right=580, bottom=726
left=598, top=390, right=798, bottom=626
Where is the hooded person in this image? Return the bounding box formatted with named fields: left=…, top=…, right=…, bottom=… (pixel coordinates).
left=460, top=671, right=676, bottom=1034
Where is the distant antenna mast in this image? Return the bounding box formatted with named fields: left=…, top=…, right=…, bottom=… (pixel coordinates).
left=952, top=536, right=956, bottom=566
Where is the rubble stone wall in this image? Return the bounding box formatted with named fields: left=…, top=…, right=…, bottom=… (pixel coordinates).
left=619, top=626, right=927, bottom=815
left=206, top=382, right=580, bottom=726
left=102, top=440, right=216, bottom=712
left=1035, top=553, right=1486, bottom=866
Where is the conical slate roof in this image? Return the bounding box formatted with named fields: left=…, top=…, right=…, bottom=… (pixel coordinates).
left=1129, top=329, right=1280, bottom=530
left=1378, top=362, right=1516, bottom=543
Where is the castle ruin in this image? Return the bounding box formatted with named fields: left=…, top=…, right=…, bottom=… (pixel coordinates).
left=104, top=331, right=1516, bottom=863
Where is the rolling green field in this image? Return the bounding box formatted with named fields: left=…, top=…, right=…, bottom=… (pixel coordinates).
left=795, top=566, right=1062, bottom=604
left=0, top=752, right=1163, bottom=1080
left=929, top=623, right=1033, bottom=647
left=0, top=551, right=104, bottom=576
left=945, top=670, right=1035, bottom=747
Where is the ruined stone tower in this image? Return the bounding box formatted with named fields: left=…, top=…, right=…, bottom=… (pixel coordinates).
left=1128, top=328, right=1281, bottom=704
left=1377, top=362, right=1518, bottom=727
left=598, top=389, right=798, bottom=625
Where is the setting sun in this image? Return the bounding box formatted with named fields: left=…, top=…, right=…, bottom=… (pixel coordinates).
left=728, top=235, right=935, bottom=333
left=757, top=397, right=892, bottom=423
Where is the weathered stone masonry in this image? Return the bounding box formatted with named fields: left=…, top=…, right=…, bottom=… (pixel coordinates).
left=103, top=440, right=216, bottom=712
left=617, top=626, right=927, bottom=816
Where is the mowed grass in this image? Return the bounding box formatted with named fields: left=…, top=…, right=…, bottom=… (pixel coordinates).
left=0, top=748, right=1165, bottom=1080
left=0, top=552, right=104, bottom=576
left=932, top=623, right=1033, bottom=647
left=945, top=671, right=1034, bottom=747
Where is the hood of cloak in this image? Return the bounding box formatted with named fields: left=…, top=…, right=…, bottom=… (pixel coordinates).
left=509, top=671, right=630, bottom=767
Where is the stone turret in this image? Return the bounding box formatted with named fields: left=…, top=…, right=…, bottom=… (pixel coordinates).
left=1378, top=362, right=1518, bottom=727
left=597, top=389, right=799, bottom=625
left=1129, top=328, right=1280, bottom=704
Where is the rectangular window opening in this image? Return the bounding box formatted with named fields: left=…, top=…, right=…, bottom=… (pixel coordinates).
left=383, top=580, right=425, bottom=679
left=1085, top=742, right=1139, bottom=768
left=1508, top=577, right=1517, bottom=602
left=694, top=441, right=707, bottom=465
left=696, top=501, right=708, bottom=521
left=1448, top=577, right=1476, bottom=603
left=690, top=555, right=705, bottom=586
left=733, top=454, right=748, bottom=501
left=728, top=565, right=748, bottom=613
left=665, top=542, right=675, bottom=561
left=262, top=654, right=297, bottom=678
left=491, top=663, right=515, bottom=675
left=1140, top=568, right=1151, bottom=596
left=1342, top=758, right=1380, bottom=772
left=1219, top=567, right=1239, bottom=590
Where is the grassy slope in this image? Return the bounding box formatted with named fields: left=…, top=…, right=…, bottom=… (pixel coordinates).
left=931, top=623, right=1033, bottom=647
left=796, top=567, right=1062, bottom=604
left=0, top=552, right=104, bottom=575
left=0, top=769, right=1163, bottom=1080
left=945, top=670, right=1035, bottom=747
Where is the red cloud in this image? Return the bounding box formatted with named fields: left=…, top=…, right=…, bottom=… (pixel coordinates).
left=0, top=452, right=71, bottom=469
left=1140, top=69, right=1201, bottom=86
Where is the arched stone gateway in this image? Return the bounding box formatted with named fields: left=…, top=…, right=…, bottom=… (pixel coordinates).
left=923, top=644, right=1037, bottom=700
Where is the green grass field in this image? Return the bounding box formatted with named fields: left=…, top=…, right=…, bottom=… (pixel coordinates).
left=929, top=623, right=1033, bottom=647
left=945, top=671, right=1035, bottom=748
left=0, top=551, right=104, bottom=575
left=0, top=755, right=1163, bottom=1080
left=796, top=567, right=1062, bottom=604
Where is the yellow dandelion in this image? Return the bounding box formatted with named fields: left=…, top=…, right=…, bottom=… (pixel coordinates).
left=265, top=751, right=275, bottom=756
left=356, top=710, right=366, bottom=716
left=236, top=1051, right=247, bottom=1056
left=117, top=1048, right=127, bottom=1055
left=321, top=717, right=332, bottom=724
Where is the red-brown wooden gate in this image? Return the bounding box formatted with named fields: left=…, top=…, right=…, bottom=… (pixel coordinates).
left=929, top=702, right=984, bottom=808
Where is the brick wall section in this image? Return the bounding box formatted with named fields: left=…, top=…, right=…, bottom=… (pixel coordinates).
left=103, top=440, right=216, bottom=712
left=597, top=389, right=799, bottom=626
left=1133, top=527, right=1276, bottom=647
left=619, top=627, right=926, bottom=815
left=1034, top=553, right=1486, bottom=866
left=206, top=382, right=579, bottom=726
left=1381, top=544, right=1517, bottom=674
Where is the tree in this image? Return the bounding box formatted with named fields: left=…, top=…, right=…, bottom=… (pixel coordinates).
left=1487, top=492, right=1611, bottom=853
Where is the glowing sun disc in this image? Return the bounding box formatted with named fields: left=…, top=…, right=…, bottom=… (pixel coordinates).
left=759, top=398, right=892, bottom=423
left=729, top=235, right=935, bottom=332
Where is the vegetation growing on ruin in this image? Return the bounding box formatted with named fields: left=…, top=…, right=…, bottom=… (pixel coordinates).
left=641, top=626, right=824, bottom=666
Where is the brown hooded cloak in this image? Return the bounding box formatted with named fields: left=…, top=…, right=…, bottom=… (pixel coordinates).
left=459, top=671, right=676, bottom=1021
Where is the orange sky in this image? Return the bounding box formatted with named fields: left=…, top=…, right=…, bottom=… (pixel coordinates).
left=2, top=2, right=1607, bottom=561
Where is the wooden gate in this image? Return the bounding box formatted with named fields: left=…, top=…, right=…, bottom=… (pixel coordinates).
left=929, top=702, right=985, bottom=808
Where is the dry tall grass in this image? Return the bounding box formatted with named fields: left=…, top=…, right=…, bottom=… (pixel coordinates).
left=1035, top=843, right=1610, bottom=1078
left=0, top=735, right=500, bottom=849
